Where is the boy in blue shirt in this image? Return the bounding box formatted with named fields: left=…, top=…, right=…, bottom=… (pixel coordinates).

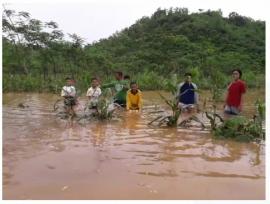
left=176, top=73, right=199, bottom=113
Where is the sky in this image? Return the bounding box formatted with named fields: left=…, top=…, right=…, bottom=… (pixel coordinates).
left=2, top=0, right=268, bottom=44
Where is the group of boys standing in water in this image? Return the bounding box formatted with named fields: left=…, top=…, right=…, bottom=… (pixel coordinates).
left=61, top=69, right=246, bottom=119
left=61, top=71, right=142, bottom=116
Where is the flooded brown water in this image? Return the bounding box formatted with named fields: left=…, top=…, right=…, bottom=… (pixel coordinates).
left=2, top=90, right=265, bottom=200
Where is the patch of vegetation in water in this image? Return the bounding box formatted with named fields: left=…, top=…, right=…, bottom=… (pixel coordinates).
left=214, top=116, right=259, bottom=142
left=212, top=100, right=265, bottom=143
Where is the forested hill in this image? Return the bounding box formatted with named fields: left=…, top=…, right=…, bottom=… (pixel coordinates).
left=86, top=8, right=265, bottom=78
left=3, top=8, right=265, bottom=92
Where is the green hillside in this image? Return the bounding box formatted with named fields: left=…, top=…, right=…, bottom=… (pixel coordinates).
left=2, top=8, right=265, bottom=92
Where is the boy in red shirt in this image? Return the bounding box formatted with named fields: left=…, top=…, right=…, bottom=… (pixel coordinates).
left=224, top=69, right=246, bottom=115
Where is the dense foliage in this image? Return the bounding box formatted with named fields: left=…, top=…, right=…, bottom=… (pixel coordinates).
left=205, top=99, right=265, bottom=142
left=2, top=7, right=265, bottom=93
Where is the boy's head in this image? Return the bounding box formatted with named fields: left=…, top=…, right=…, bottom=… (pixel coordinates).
left=130, top=81, right=138, bottom=92
left=91, top=77, right=99, bottom=88
left=65, top=77, right=75, bottom=86
left=115, top=71, right=123, bottom=80
left=232, top=69, right=242, bottom=80
left=184, top=73, right=192, bottom=83
left=124, top=75, right=130, bottom=80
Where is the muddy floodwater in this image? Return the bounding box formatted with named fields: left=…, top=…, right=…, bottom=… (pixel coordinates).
left=2, top=90, right=265, bottom=200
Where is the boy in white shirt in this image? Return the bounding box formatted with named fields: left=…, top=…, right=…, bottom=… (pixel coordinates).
left=86, top=77, right=102, bottom=109
left=61, top=77, right=77, bottom=116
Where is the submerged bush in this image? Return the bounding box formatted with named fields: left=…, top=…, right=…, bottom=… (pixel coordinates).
left=96, top=98, right=115, bottom=120
left=204, top=91, right=265, bottom=143
left=212, top=100, right=265, bottom=143
left=213, top=116, right=263, bottom=142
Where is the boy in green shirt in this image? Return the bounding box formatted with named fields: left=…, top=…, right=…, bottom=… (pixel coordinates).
left=101, top=71, right=129, bottom=108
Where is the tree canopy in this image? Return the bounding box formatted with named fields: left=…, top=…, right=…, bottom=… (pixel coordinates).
left=2, top=7, right=265, bottom=92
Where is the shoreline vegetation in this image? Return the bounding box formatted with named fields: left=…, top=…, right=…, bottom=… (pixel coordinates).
left=2, top=8, right=265, bottom=92
left=2, top=72, right=265, bottom=93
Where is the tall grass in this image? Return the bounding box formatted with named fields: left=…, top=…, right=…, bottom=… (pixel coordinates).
left=3, top=70, right=265, bottom=93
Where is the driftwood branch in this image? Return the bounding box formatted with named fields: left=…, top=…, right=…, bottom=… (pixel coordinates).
left=148, top=115, right=164, bottom=125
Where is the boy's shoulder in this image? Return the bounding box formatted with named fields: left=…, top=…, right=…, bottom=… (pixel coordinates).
left=63, top=85, right=75, bottom=89
left=127, top=89, right=142, bottom=94
left=96, top=87, right=102, bottom=93
left=191, top=82, right=198, bottom=88
left=93, top=87, right=102, bottom=91
left=232, top=80, right=245, bottom=86
left=178, top=82, right=185, bottom=87
left=88, top=86, right=101, bottom=91
left=238, top=80, right=246, bottom=84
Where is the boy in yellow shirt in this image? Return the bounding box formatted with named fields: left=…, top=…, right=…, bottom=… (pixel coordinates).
left=126, top=82, right=142, bottom=111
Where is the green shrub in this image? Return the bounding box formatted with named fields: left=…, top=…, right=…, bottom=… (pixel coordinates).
left=213, top=116, right=264, bottom=142
left=135, top=71, right=166, bottom=90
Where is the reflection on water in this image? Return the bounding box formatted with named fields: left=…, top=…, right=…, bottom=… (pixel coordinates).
left=2, top=90, right=265, bottom=200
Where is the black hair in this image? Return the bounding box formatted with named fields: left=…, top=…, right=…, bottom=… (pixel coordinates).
left=130, top=81, right=137, bottom=86
left=65, top=76, right=73, bottom=80
left=232, top=69, right=242, bottom=78
left=91, top=77, right=98, bottom=81
left=124, top=75, right=130, bottom=80
left=115, top=71, right=123, bottom=77
left=184, top=73, right=192, bottom=77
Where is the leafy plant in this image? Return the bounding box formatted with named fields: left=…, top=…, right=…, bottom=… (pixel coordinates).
left=213, top=116, right=261, bottom=142
left=79, top=88, right=121, bottom=121
left=204, top=103, right=224, bottom=130
left=95, top=97, right=118, bottom=120
left=158, top=91, right=180, bottom=127
left=149, top=79, right=204, bottom=128
left=253, top=99, right=265, bottom=140
left=211, top=101, right=265, bottom=142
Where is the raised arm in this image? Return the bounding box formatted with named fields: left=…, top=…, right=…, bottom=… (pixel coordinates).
left=101, top=81, right=116, bottom=89
left=192, top=83, right=199, bottom=104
